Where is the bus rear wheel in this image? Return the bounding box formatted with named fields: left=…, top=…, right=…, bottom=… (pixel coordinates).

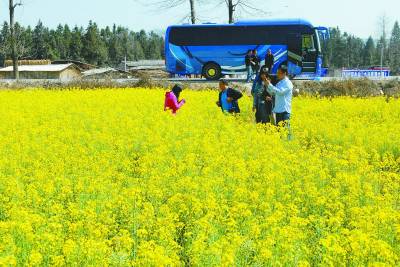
left=203, top=63, right=221, bottom=80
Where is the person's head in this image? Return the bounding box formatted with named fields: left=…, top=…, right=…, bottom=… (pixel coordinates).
left=267, top=49, right=272, bottom=55
left=247, top=50, right=252, bottom=55
left=277, top=65, right=288, bottom=80
left=172, top=84, right=183, bottom=99
left=219, top=79, right=228, bottom=91
left=252, top=49, right=257, bottom=55
left=258, top=66, right=269, bottom=83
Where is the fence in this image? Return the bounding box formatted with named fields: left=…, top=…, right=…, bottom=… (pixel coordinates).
left=342, top=69, right=391, bottom=78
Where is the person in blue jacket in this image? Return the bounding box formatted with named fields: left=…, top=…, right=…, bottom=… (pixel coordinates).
left=216, top=79, right=243, bottom=114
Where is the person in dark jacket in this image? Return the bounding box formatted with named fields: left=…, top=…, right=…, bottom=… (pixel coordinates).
left=245, top=50, right=253, bottom=82
left=251, top=66, right=274, bottom=124
left=216, top=79, right=243, bottom=114
left=251, top=50, right=261, bottom=77
left=265, top=49, right=274, bottom=74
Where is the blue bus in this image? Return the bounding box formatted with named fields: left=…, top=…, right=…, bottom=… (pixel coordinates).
left=165, top=19, right=329, bottom=80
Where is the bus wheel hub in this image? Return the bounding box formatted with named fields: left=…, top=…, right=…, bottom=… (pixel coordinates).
left=208, top=69, right=216, bottom=76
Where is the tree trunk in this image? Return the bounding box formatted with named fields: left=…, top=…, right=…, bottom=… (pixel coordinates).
left=189, top=0, right=196, bottom=24
left=228, top=0, right=234, bottom=24
left=9, top=0, right=19, bottom=80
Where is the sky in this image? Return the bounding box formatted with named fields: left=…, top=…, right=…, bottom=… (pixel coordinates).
left=0, top=0, right=399, bottom=38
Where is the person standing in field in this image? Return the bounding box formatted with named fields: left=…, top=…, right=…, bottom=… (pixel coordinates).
left=251, top=50, right=261, bottom=79
left=264, top=65, right=293, bottom=126
left=251, top=66, right=274, bottom=124
left=164, top=84, right=186, bottom=114
left=216, top=79, right=243, bottom=114
left=245, top=50, right=253, bottom=83
left=265, top=49, right=274, bottom=74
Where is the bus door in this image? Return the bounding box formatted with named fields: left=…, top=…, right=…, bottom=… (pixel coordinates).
left=301, top=34, right=317, bottom=73
left=287, top=33, right=303, bottom=68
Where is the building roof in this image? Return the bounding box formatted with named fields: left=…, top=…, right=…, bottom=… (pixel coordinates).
left=125, top=60, right=164, bottom=67
left=82, top=67, right=129, bottom=77
left=51, top=60, right=96, bottom=70
left=124, top=60, right=165, bottom=71
left=4, top=59, right=51, bottom=67
left=0, top=64, right=76, bottom=72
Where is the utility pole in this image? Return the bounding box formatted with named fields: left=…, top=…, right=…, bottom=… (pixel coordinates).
left=9, top=0, right=22, bottom=80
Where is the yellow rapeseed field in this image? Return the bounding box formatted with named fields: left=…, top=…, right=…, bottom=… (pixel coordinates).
left=0, top=88, right=399, bottom=266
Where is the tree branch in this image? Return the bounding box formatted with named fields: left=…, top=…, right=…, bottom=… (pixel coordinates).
left=13, top=0, right=22, bottom=9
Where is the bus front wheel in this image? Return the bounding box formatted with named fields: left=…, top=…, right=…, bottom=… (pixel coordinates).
left=203, top=63, right=221, bottom=80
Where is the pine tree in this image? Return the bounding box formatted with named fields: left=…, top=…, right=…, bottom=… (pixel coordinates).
left=133, top=39, right=145, bottom=61
left=62, top=25, right=72, bottom=59
left=0, top=20, right=166, bottom=66
left=82, top=21, right=108, bottom=66
left=389, top=21, right=400, bottom=75
left=104, top=25, right=124, bottom=66
left=70, top=26, right=83, bottom=61
left=375, top=37, right=389, bottom=66
left=32, top=21, right=50, bottom=59
left=0, top=22, right=10, bottom=65
left=363, top=37, right=375, bottom=67
left=19, top=25, right=33, bottom=59
left=327, top=27, right=347, bottom=68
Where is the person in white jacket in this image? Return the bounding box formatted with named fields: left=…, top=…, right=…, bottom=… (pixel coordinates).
left=264, top=65, right=293, bottom=126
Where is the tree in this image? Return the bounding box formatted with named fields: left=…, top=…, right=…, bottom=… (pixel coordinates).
left=189, top=0, right=195, bottom=24
left=102, top=25, right=124, bottom=65
left=227, top=0, right=235, bottom=24
left=0, top=21, right=165, bottom=66
left=119, top=28, right=137, bottom=62
left=32, top=21, right=50, bottom=59
left=9, top=0, right=22, bottom=79
left=219, top=0, right=266, bottom=24
left=52, top=24, right=70, bottom=59
left=376, top=14, right=390, bottom=67
left=82, top=21, right=108, bottom=65
left=389, top=21, right=400, bottom=75
left=150, top=0, right=199, bottom=24
left=146, top=31, right=163, bottom=59
left=62, top=25, right=72, bottom=58
left=0, top=22, right=10, bottom=65
left=69, top=26, right=83, bottom=61
left=376, top=36, right=389, bottom=66
left=344, top=34, right=364, bottom=68
left=15, top=23, right=32, bottom=59
left=362, top=37, right=375, bottom=67
left=323, top=27, right=346, bottom=68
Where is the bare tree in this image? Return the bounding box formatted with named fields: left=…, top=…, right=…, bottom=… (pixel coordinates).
left=189, top=0, right=195, bottom=24
left=376, top=14, right=391, bottom=69
left=149, top=0, right=199, bottom=24
left=219, top=0, right=268, bottom=24
left=377, top=13, right=390, bottom=40
left=9, top=0, right=22, bottom=79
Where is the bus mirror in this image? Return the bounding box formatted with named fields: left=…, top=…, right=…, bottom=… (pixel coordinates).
left=315, top=27, right=330, bottom=40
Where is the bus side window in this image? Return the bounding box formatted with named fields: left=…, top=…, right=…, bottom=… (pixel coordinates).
left=302, top=35, right=314, bottom=51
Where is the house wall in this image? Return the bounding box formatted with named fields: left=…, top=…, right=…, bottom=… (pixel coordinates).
left=0, top=71, right=58, bottom=79
left=59, top=68, right=81, bottom=81
left=0, top=67, right=81, bottom=80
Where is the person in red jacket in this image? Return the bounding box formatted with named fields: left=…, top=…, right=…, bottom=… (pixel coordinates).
left=164, top=84, right=186, bottom=114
